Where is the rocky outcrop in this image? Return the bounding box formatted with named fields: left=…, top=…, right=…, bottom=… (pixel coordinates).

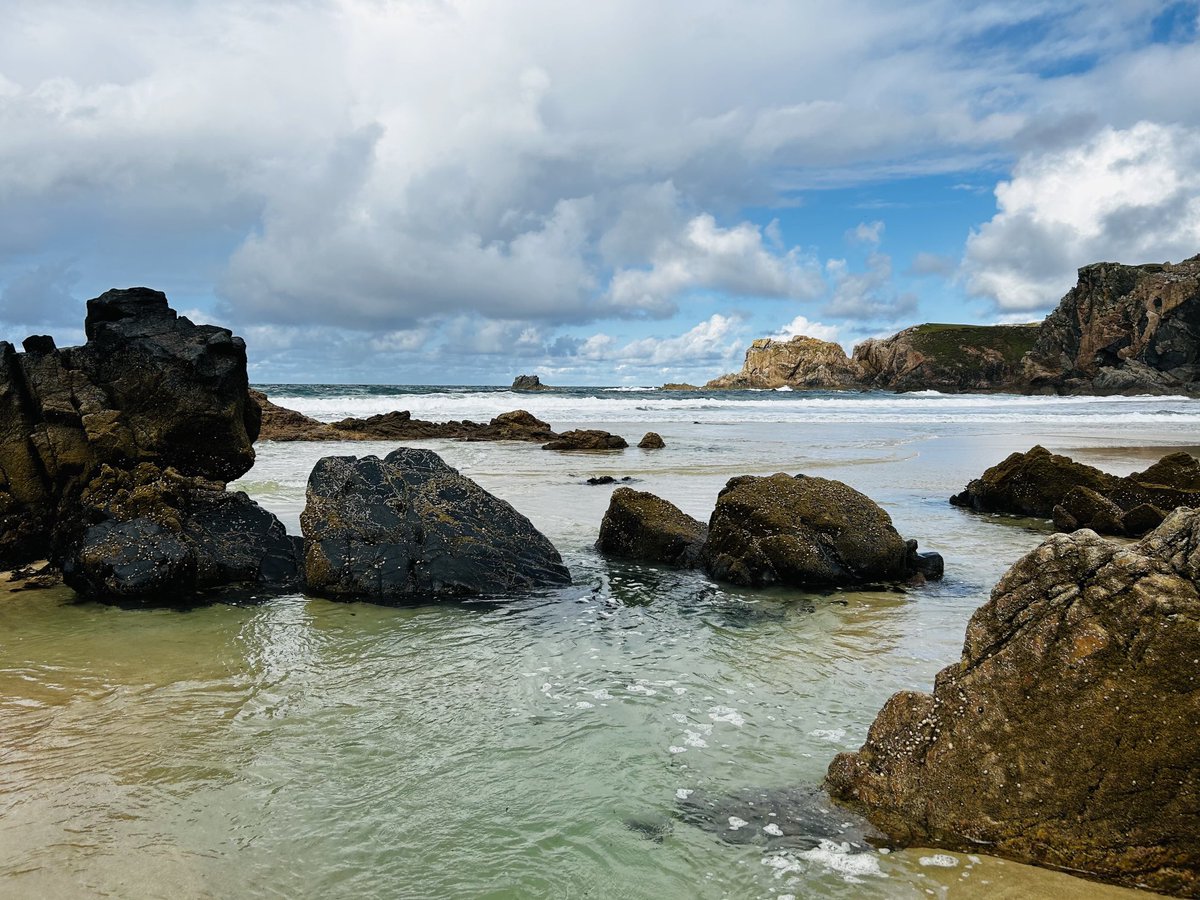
left=637, top=432, right=665, bottom=449
left=301, top=448, right=570, bottom=600
left=853, top=323, right=1039, bottom=392
left=1024, top=255, right=1200, bottom=395
left=511, top=374, right=551, bottom=391
left=660, top=382, right=700, bottom=391
left=952, top=445, right=1200, bottom=536
left=597, top=487, right=707, bottom=567
left=0, top=289, right=268, bottom=587
left=700, top=473, right=937, bottom=587
left=252, top=391, right=558, bottom=444
left=826, top=510, right=1200, bottom=897
left=542, top=429, right=628, bottom=451
left=705, top=336, right=862, bottom=390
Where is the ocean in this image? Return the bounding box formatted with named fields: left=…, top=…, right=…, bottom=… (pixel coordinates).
left=2, top=385, right=1196, bottom=899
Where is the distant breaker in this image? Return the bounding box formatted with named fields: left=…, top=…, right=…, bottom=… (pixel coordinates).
left=698, top=253, right=1200, bottom=396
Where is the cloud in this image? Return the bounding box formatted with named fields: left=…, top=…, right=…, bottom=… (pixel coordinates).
left=0, top=260, right=82, bottom=327
left=769, top=315, right=841, bottom=343
left=577, top=314, right=744, bottom=368
left=908, top=252, right=957, bottom=276
left=848, top=221, right=885, bottom=245
left=823, top=253, right=918, bottom=321
left=606, top=215, right=824, bottom=316
left=965, top=121, right=1200, bottom=310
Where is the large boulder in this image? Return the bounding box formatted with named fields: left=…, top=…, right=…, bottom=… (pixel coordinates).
left=542, top=430, right=628, bottom=451
left=953, top=445, right=1200, bottom=536
left=60, top=463, right=300, bottom=602
left=699, top=473, right=931, bottom=587
left=597, top=488, right=707, bottom=567
left=1, top=288, right=260, bottom=568
left=826, top=510, right=1200, bottom=897
left=951, top=445, right=1120, bottom=518
left=301, top=448, right=570, bottom=600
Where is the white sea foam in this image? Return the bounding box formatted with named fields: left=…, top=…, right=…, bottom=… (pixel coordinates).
left=763, top=823, right=784, bottom=836
left=763, top=842, right=885, bottom=882
left=728, top=816, right=748, bottom=831
left=919, top=854, right=959, bottom=867
left=808, top=728, right=846, bottom=742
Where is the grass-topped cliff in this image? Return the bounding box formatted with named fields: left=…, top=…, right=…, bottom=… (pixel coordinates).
left=852, top=322, right=1040, bottom=392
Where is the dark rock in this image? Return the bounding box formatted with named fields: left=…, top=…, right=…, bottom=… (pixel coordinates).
left=251, top=390, right=340, bottom=441
left=511, top=374, right=550, bottom=391
left=826, top=511, right=1200, bottom=896
left=542, top=429, right=628, bottom=451
left=950, top=445, right=1119, bottom=518
left=22, top=335, right=56, bottom=354
left=911, top=548, right=944, bottom=580
left=700, top=473, right=927, bottom=588
left=637, top=431, right=665, bottom=449
left=597, top=487, right=707, bottom=567
left=0, top=287, right=260, bottom=570
left=660, top=382, right=700, bottom=391
left=1052, top=485, right=1126, bottom=535
left=301, top=448, right=570, bottom=600
left=853, top=323, right=1038, bottom=392
left=586, top=475, right=618, bottom=485
left=1122, top=502, right=1167, bottom=536
left=61, top=463, right=301, bottom=602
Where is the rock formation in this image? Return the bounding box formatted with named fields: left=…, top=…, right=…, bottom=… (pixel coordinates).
left=701, top=473, right=936, bottom=587
left=511, top=374, right=551, bottom=391
left=637, top=432, right=665, bottom=449
left=1024, top=255, right=1200, bottom=395
left=597, top=474, right=942, bottom=589
left=0, top=289, right=292, bottom=604
left=952, top=445, right=1200, bottom=537
left=705, top=336, right=862, bottom=390
left=301, top=448, right=570, bottom=600
left=659, top=382, right=700, bottom=391
left=852, top=323, right=1039, bottom=392
left=596, top=487, right=707, bottom=567
left=542, top=429, right=628, bottom=451
left=826, top=510, right=1200, bottom=897
left=252, top=390, right=558, bottom=444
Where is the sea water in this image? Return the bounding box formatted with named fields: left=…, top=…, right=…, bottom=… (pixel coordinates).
left=2, top=386, right=1196, bottom=899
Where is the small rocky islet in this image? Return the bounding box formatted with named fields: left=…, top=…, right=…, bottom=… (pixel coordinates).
left=2, top=261, right=1199, bottom=896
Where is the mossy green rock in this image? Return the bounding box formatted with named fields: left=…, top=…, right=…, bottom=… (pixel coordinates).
left=597, top=487, right=706, bottom=567
left=700, top=473, right=914, bottom=587
left=827, top=510, right=1200, bottom=897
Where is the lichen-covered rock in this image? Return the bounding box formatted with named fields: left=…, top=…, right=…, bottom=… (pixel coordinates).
left=0, top=287, right=260, bottom=569
left=954, top=446, right=1200, bottom=536
left=301, top=448, right=570, bottom=600
left=951, top=445, right=1120, bottom=518
left=705, top=336, right=862, bottom=390
left=637, top=432, right=665, bottom=449
left=61, top=463, right=301, bottom=602
left=597, top=487, right=707, bottom=567
left=542, top=430, right=628, bottom=451
left=826, top=512, right=1200, bottom=897
left=1024, top=255, right=1200, bottom=395
left=699, top=473, right=927, bottom=587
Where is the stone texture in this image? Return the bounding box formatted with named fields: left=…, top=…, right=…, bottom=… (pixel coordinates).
left=637, top=432, right=665, bottom=449
left=301, top=448, right=570, bottom=600
left=596, top=487, right=707, bottom=567
left=511, top=374, right=550, bottom=391
left=853, top=323, right=1040, bottom=393
left=826, top=511, right=1200, bottom=897
left=705, top=336, right=863, bottom=390
left=542, top=429, right=628, bottom=451
left=699, top=473, right=928, bottom=588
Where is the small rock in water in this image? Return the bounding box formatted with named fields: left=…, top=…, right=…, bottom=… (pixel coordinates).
left=623, top=815, right=674, bottom=843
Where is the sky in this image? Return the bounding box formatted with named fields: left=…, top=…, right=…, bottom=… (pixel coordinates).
left=1, top=0, right=1199, bottom=385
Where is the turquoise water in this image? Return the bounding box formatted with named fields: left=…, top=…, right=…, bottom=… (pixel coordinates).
left=3, top=386, right=1194, bottom=899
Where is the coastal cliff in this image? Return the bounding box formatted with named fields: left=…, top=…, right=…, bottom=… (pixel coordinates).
left=704, top=336, right=862, bottom=390
left=700, top=253, right=1200, bottom=395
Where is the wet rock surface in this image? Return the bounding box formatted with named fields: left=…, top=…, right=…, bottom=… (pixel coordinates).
left=637, top=431, right=665, bottom=449
left=597, top=487, right=708, bottom=567
left=700, top=474, right=927, bottom=588
left=826, top=510, right=1200, bottom=897
left=542, top=429, right=628, bottom=451
left=301, top=447, right=571, bottom=600
left=953, top=445, right=1200, bottom=536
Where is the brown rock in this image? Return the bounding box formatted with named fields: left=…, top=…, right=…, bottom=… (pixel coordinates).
left=950, top=445, right=1120, bottom=518
left=597, top=487, right=707, bottom=567
left=853, top=323, right=1039, bottom=393
left=251, top=390, right=340, bottom=440
left=637, top=432, right=665, bottom=449
left=542, top=429, right=628, bottom=451
left=705, top=335, right=862, bottom=390
left=826, top=512, right=1200, bottom=897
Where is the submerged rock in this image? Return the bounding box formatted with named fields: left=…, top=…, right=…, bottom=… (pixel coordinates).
left=700, top=474, right=928, bottom=588
left=826, top=510, right=1200, bottom=897
left=953, top=445, right=1200, bottom=536
left=542, top=429, right=628, bottom=451
left=301, top=448, right=570, bottom=600
left=637, top=432, right=665, bottom=449
left=597, top=487, right=707, bottom=567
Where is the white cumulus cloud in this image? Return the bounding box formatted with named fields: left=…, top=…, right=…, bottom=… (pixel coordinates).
left=965, top=121, right=1200, bottom=311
